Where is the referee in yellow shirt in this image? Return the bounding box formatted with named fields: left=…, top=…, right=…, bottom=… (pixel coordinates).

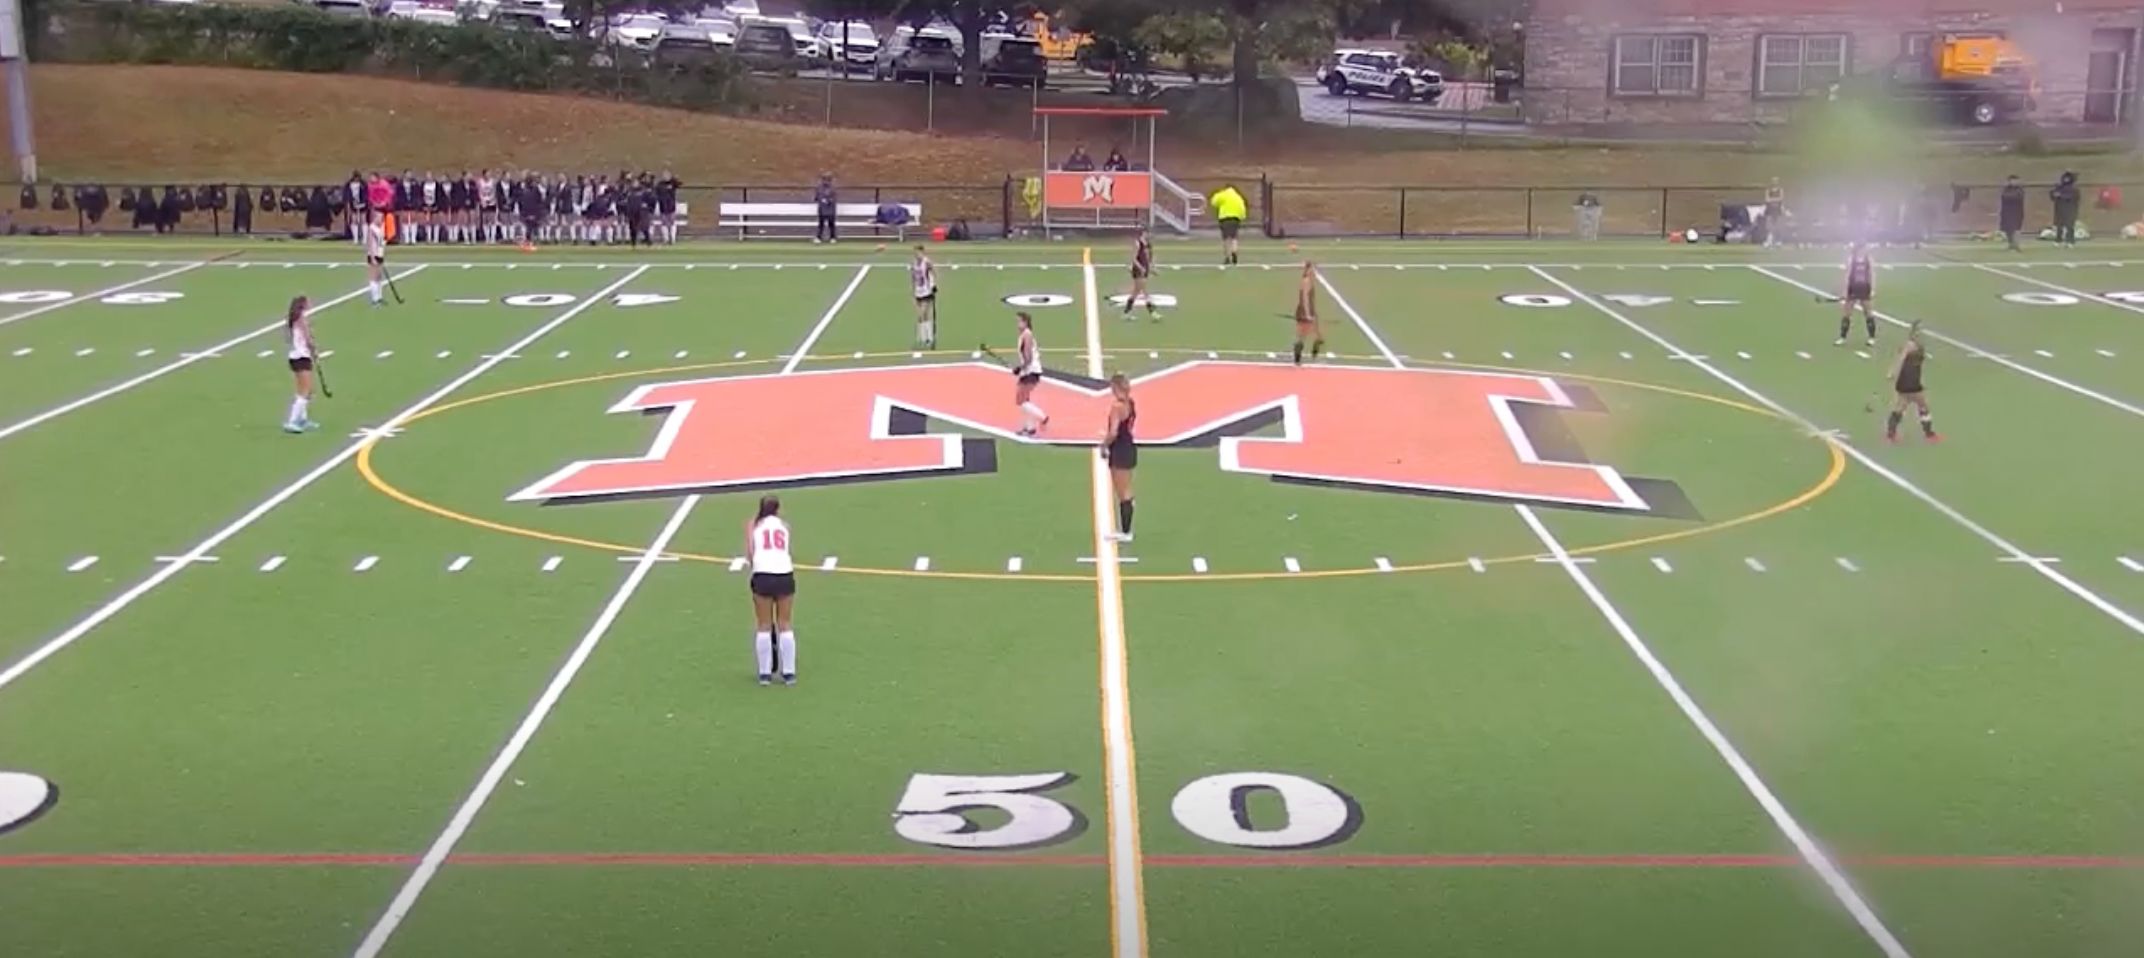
left=1210, top=183, right=1248, bottom=265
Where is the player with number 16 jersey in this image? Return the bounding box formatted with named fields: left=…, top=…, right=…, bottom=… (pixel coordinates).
left=746, top=496, right=799, bottom=687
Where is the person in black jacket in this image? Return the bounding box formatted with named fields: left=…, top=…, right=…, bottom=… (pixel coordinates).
left=813, top=173, right=837, bottom=244
left=2050, top=171, right=2080, bottom=247
left=655, top=170, right=681, bottom=244
left=158, top=186, right=182, bottom=234
left=232, top=184, right=254, bottom=235
left=1998, top=175, right=2026, bottom=251
left=620, top=183, right=647, bottom=248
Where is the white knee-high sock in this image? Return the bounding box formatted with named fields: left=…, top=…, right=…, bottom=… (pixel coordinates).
left=754, top=631, right=773, bottom=676
left=287, top=395, right=308, bottom=425
left=1021, top=402, right=1046, bottom=428
left=369, top=279, right=382, bottom=304
left=776, top=631, right=796, bottom=676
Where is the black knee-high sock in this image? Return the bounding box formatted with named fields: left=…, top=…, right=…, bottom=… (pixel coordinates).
left=1311, top=338, right=1325, bottom=358
left=1838, top=315, right=1850, bottom=338
left=1885, top=411, right=1902, bottom=437
left=1118, top=498, right=1134, bottom=534
left=1919, top=412, right=1935, bottom=436
left=1293, top=341, right=1304, bottom=365
left=1865, top=315, right=1877, bottom=340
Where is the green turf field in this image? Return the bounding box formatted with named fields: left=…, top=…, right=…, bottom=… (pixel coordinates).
left=2, top=237, right=2142, bottom=958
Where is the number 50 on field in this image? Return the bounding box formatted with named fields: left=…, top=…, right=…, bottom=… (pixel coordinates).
left=893, top=771, right=1361, bottom=851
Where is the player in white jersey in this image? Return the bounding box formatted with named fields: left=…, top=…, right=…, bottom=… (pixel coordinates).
left=363, top=212, right=387, bottom=307
left=746, top=495, right=799, bottom=686
left=282, top=296, right=320, bottom=434
left=911, top=246, right=937, bottom=349
left=1013, top=312, right=1049, bottom=436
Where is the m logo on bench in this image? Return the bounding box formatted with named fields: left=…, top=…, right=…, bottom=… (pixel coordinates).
left=512, top=361, right=1681, bottom=516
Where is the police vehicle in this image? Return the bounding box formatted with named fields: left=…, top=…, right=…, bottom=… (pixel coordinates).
left=1315, top=49, right=1444, bottom=102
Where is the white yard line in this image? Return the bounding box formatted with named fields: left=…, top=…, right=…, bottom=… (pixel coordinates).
left=1327, top=268, right=1913, bottom=958
left=1973, top=261, right=2144, bottom=319
left=0, top=260, right=208, bottom=329
left=1511, top=505, right=1911, bottom=958
left=0, top=267, right=646, bottom=695
left=783, top=266, right=870, bottom=374
left=1748, top=265, right=2144, bottom=420
left=1083, top=250, right=1148, bottom=958
left=0, top=266, right=430, bottom=443
left=1536, top=266, right=2144, bottom=639
left=350, top=263, right=869, bottom=958
left=350, top=494, right=702, bottom=958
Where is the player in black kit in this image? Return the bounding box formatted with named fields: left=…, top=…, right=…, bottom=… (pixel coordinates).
left=1881, top=321, right=1940, bottom=443
left=1102, top=373, right=1139, bottom=542
left=655, top=170, right=681, bottom=244
left=1123, top=230, right=1159, bottom=322
left=1838, top=242, right=1877, bottom=347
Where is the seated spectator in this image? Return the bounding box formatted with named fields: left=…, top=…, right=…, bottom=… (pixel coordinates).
left=1063, top=144, right=1095, bottom=172
left=1102, top=146, right=1129, bottom=172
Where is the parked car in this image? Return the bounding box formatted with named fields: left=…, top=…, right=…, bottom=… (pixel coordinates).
left=720, top=0, right=758, bottom=18
left=695, top=17, right=737, bottom=49
left=311, top=0, right=373, bottom=18
left=981, top=33, right=1046, bottom=88
left=386, top=0, right=459, bottom=24
left=751, top=16, right=825, bottom=62
left=815, top=22, right=880, bottom=70
left=733, top=19, right=802, bottom=75
left=493, top=5, right=572, bottom=38
left=878, top=26, right=959, bottom=83
left=607, top=13, right=668, bottom=50
left=653, top=23, right=725, bottom=65
left=1315, top=48, right=1443, bottom=102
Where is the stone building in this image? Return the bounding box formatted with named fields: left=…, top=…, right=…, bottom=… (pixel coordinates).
left=1521, top=0, right=2143, bottom=128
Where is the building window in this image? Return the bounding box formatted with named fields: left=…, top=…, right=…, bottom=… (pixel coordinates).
left=1759, top=34, right=1848, bottom=97
left=1613, top=34, right=1703, bottom=96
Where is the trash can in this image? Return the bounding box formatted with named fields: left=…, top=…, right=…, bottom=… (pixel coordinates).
left=1574, top=192, right=1602, bottom=241
left=1492, top=69, right=1519, bottom=104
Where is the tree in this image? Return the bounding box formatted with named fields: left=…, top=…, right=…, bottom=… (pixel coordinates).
left=1133, top=10, right=1227, bottom=83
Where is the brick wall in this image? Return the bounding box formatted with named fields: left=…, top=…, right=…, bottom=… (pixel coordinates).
left=1522, top=9, right=2144, bottom=126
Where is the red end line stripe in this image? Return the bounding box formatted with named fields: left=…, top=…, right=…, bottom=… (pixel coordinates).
left=0, top=851, right=2140, bottom=870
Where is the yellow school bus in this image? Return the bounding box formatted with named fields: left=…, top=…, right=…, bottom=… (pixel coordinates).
left=1027, top=11, right=1091, bottom=61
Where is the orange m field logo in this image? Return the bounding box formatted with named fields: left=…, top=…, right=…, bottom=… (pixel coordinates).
left=513, top=362, right=1687, bottom=516
left=1042, top=171, right=1154, bottom=211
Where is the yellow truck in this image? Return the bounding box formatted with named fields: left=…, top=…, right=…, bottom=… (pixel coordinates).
left=1886, top=34, right=2036, bottom=125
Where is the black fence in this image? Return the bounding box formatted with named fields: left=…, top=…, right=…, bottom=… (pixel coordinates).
left=8, top=177, right=2141, bottom=243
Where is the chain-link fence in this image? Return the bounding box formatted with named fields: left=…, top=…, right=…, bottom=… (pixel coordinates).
left=7, top=178, right=2142, bottom=244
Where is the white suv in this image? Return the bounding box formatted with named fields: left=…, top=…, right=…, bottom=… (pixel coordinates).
left=816, top=22, right=879, bottom=67
left=1316, top=49, right=1444, bottom=103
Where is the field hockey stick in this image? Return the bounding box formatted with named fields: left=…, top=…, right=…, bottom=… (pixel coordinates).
left=385, top=268, right=405, bottom=305
left=978, top=343, right=1013, bottom=368
left=315, top=355, right=334, bottom=399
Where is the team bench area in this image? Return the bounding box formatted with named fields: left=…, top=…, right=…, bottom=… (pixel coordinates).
left=717, top=202, right=923, bottom=240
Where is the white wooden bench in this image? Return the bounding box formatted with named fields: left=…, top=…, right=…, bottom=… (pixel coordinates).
left=718, top=201, right=922, bottom=240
